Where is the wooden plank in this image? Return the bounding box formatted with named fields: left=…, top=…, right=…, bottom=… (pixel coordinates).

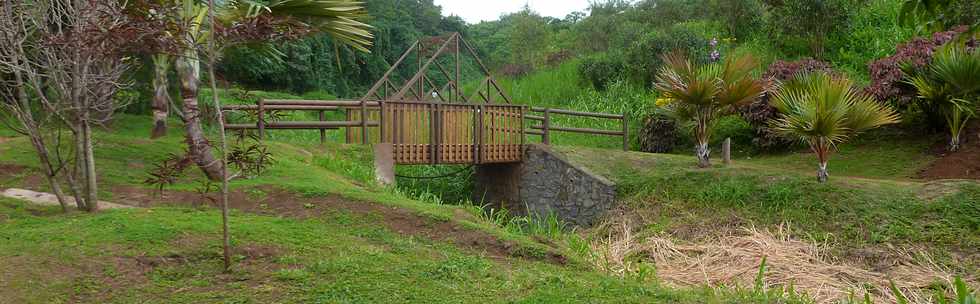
left=263, top=100, right=381, bottom=107
left=529, top=125, right=625, bottom=136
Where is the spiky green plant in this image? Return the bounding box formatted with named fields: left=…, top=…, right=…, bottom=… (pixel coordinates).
left=654, top=53, right=765, bottom=168
left=770, top=72, right=900, bottom=182
left=905, top=43, right=980, bottom=152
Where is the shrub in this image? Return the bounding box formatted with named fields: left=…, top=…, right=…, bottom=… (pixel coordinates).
left=499, top=63, right=533, bottom=77
left=578, top=53, right=626, bottom=90
left=866, top=27, right=977, bottom=107
left=739, top=58, right=835, bottom=150
left=770, top=72, right=900, bottom=182
left=709, top=0, right=766, bottom=40
left=639, top=112, right=679, bottom=153
left=767, top=0, right=852, bottom=58
left=866, top=27, right=978, bottom=131
left=904, top=43, right=980, bottom=151
left=655, top=53, right=765, bottom=168
left=624, top=26, right=709, bottom=88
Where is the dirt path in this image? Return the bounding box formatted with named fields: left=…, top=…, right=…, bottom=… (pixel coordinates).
left=1, top=188, right=134, bottom=209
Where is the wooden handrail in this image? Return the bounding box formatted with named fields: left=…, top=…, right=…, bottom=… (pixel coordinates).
left=529, top=125, right=625, bottom=136
left=529, top=107, right=624, bottom=119
left=222, top=105, right=339, bottom=111
left=525, top=107, right=629, bottom=151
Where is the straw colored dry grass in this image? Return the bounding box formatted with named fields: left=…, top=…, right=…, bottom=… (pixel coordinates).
left=588, top=217, right=966, bottom=304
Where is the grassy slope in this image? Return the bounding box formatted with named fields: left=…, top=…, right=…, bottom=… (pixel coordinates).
left=740, top=127, right=938, bottom=180
left=551, top=145, right=979, bottom=275
left=0, top=113, right=795, bottom=303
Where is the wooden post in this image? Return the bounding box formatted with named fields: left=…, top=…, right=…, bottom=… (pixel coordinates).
left=542, top=108, right=551, bottom=145
left=476, top=104, right=484, bottom=164
left=430, top=103, right=438, bottom=164
left=723, top=137, right=732, bottom=165
left=257, top=98, right=265, bottom=140
left=318, top=110, right=326, bottom=145
left=622, top=113, right=629, bottom=151
left=360, top=99, right=368, bottom=144
left=379, top=101, right=386, bottom=143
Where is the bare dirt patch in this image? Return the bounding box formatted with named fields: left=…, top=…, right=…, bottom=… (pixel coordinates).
left=919, top=124, right=980, bottom=180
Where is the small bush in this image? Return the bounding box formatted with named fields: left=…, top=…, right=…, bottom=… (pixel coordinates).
left=866, top=27, right=978, bottom=131
left=739, top=58, right=834, bottom=150
left=639, top=113, right=678, bottom=153
left=866, top=27, right=977, bottom=107
left=578, top=53, right=626, bottom=90
left=624, top=26, right=710, bottom=88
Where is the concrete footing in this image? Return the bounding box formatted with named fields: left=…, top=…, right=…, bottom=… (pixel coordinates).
left=373, top=143, right=395, bottom=186
left=473, top=144, right=617, bottom=227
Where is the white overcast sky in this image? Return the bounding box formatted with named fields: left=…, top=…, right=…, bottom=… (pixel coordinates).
left=433, top=1, right=592, bottom=24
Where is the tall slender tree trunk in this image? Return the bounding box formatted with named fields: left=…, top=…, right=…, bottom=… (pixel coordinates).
left=205, top=0, right=232, bottom=272
left=28, top=135, right=71, bottom=212
left=81, top=122, right=98, bottom=211
left=14, top=71, right=71, bottom=212
left=816, top=161, right=829, bottom=183
left=151, top=54, right=172, bottom=139
left=695, top=117, right=711, bottom=168
left=72, top=129, right=90, bottom=210
left=696, top=141, right=711, bottom=168
left=176, top=48, right=224, bottom=181
left=813, top=138, right=830, bottom=183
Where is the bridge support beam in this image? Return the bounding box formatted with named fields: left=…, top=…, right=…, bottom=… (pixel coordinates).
left=472, top=144, right=617, bottom=227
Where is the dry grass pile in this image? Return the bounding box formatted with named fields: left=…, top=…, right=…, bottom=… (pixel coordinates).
left=588, top=218, right=964, bottom=303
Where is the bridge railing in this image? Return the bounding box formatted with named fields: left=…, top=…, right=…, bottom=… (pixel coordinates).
left=525, top=107, right=629, bottom=151
left=379, top=101, right=525, bottom=164
left=221, top=99, right=379, bottom=145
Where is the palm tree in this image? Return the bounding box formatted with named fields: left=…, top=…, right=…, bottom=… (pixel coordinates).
left=158, top=0, right=373, bottom=180
left=654, top=53, right=765, bottom=168
left=905, top=43, right=980, bottom=152
left=770, top=72, right=900, bottom=182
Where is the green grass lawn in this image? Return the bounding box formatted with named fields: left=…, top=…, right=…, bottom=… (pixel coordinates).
left=0, top=113, right=804, bottom=303
left=2, top=198, right=708, bottom=303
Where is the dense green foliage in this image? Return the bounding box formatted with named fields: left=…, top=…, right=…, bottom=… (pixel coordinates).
left=217, top=0, right=466, bottom=97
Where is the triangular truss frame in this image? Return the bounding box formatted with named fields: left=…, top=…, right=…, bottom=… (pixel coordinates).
left=359, top=32, right=511, bottom=104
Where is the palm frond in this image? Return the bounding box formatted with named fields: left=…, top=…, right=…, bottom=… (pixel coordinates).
left=265, top=0, right=374, bottom=52
left=770, top=72, right=900, bottom=146
left=221, top=0, right=374, bottom=52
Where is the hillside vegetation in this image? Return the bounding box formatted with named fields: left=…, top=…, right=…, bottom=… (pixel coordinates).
left=1, top=115, right=818, bottom=303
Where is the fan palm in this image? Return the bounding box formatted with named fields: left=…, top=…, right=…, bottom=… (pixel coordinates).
left=770, top=72, right=900, bottom=182
left=905, top=43, right=980, bottom=152
left=654, top=53, right=765, bottom=168
left=152, top=0, right=373, bottom=180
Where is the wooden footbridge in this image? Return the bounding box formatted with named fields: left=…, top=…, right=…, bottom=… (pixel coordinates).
left=224, top=33, right=628, bottom=165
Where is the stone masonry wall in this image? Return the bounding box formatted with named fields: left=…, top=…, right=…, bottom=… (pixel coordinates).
left=473, top=144, right=617, bottom=227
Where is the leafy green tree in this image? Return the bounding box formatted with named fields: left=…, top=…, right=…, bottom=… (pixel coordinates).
left=769, top=0, right=851, bottom=58
left=710, top=0, right=767, bottom=39
left=770, top=72, right=900, bottom=182
left=905, top=43, right=980, bottom=151
left=654, top=53, right=765, bottom=168
left=507, top=6, right=551, bottom=69
left=899, top=0, right=980, bottom=33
